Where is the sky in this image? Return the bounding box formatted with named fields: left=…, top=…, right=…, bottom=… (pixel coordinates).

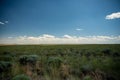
left=0, top=0, right=120, bottom=44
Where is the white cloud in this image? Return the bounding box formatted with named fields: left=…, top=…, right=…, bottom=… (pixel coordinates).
left=106, top=12, right=120, bottom=19
left=8, top=37, right=13, bottom=39
left=5, top=21, right=8, bottom=23
left=63, top=35, right=73, bottom=39
left=0, top=34, right=120, bottom=44
left=76, top=28, right=83, bottom=31
left=0, top=22, right=5, bottom=25
left=42, top=34, right=55, bottom=38
left=18, top=36, right=27, bottom=40
left=0, top=21, right=8, bottom=25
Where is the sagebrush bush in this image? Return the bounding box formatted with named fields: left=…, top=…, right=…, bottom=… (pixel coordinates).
left=19, top=55, right=39, bottom=65
left=0, top=61, right=12, bottom=80
left=0, top=52, right=14, bottom=61
left=0, top=55, right=13, bottom=61
left=3, top=51, right=15, bottom=57
left=83, top=75, right=93, bottom=80
left=81, top=64, right=94, bottom=74
left=46, top=57, right=63, bottom=79
left=0, top=61, right=12, bottom=73
left=102, top=48, right=111, bottom=56
left=12, top=74, right=31, bottom=80
left=47, top=57, right=63, bottom=68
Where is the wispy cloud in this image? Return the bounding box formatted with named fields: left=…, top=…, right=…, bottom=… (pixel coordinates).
left=8, top=37, right=13, bottom=39
left=63, top=35, right=73, bottom=39
left=76, top=28, right=83, bottom=31
left=106, top=12, right=120, bottom=19
left=0, top=21, right=8, bottom=25
left=0, top=34, right=120, bottom=44
left=5, top=21, right=8, bottom=23
left=0, top=22, right=5, bottom=25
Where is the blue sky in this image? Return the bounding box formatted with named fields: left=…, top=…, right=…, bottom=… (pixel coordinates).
left=0, top=0, right=120, bottom=44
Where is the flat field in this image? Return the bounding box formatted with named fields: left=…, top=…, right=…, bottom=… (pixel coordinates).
left=0, top=44, right=120, bottom=80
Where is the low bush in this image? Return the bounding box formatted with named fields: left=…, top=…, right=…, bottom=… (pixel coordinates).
left=81, top=64, right=94, bottom=75
left=0, top=55, right=13, bottom=61
left=12, top=74, right=31, bottom=80
left=0, top=61, right=12, bottom=73
left=0, top=61, right=12, bottom=80
left=46, top=57, right=63, bottom=79
left=102, top=49, right=111, bottom=56
left=83, top=75, right=93, bottom=80
left=19, top=55, right=39, bottom=65
left=47, top=57, right=63, bottom=68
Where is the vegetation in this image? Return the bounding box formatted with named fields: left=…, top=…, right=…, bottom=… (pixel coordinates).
left=12, top=74, right=30, bottom=80
left=0, top=44, right=120, bottom=80
left=19, top=55, right=38, bottom=65
left=0, top=61, right=12, bottom=80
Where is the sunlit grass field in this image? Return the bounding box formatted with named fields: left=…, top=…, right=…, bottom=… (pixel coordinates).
left=0, top=44, right=120, bottom=80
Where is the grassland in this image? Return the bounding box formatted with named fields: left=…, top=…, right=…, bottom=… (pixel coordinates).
left=0, top=44, right=120, bottom=80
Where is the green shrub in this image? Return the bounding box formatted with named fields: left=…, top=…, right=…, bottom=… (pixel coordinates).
left=12, top=74, right=31, bottom=80
left=112, top=52, right=120, bottom=57
left=47, top=57, right=63, bottom=68
left=102, top=49, right=111, bottom=56
left=0, top=56, right=13, bottom=61
left=0, top=52, right=15, bottom=61
left=3, top=51, right=15, bottom=57
left=83, top=75, right=93, bottom=80
left=0, top=61, right=12, bottom=73
left=46, top=57, right=63, bottom=79
left=3, top=51, right=11, bottom=55
left=0, top=61, right=12, bottom=80
left=19, top=55, right=38, bottom=65
left=81, top=64, right=94, bottom=74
